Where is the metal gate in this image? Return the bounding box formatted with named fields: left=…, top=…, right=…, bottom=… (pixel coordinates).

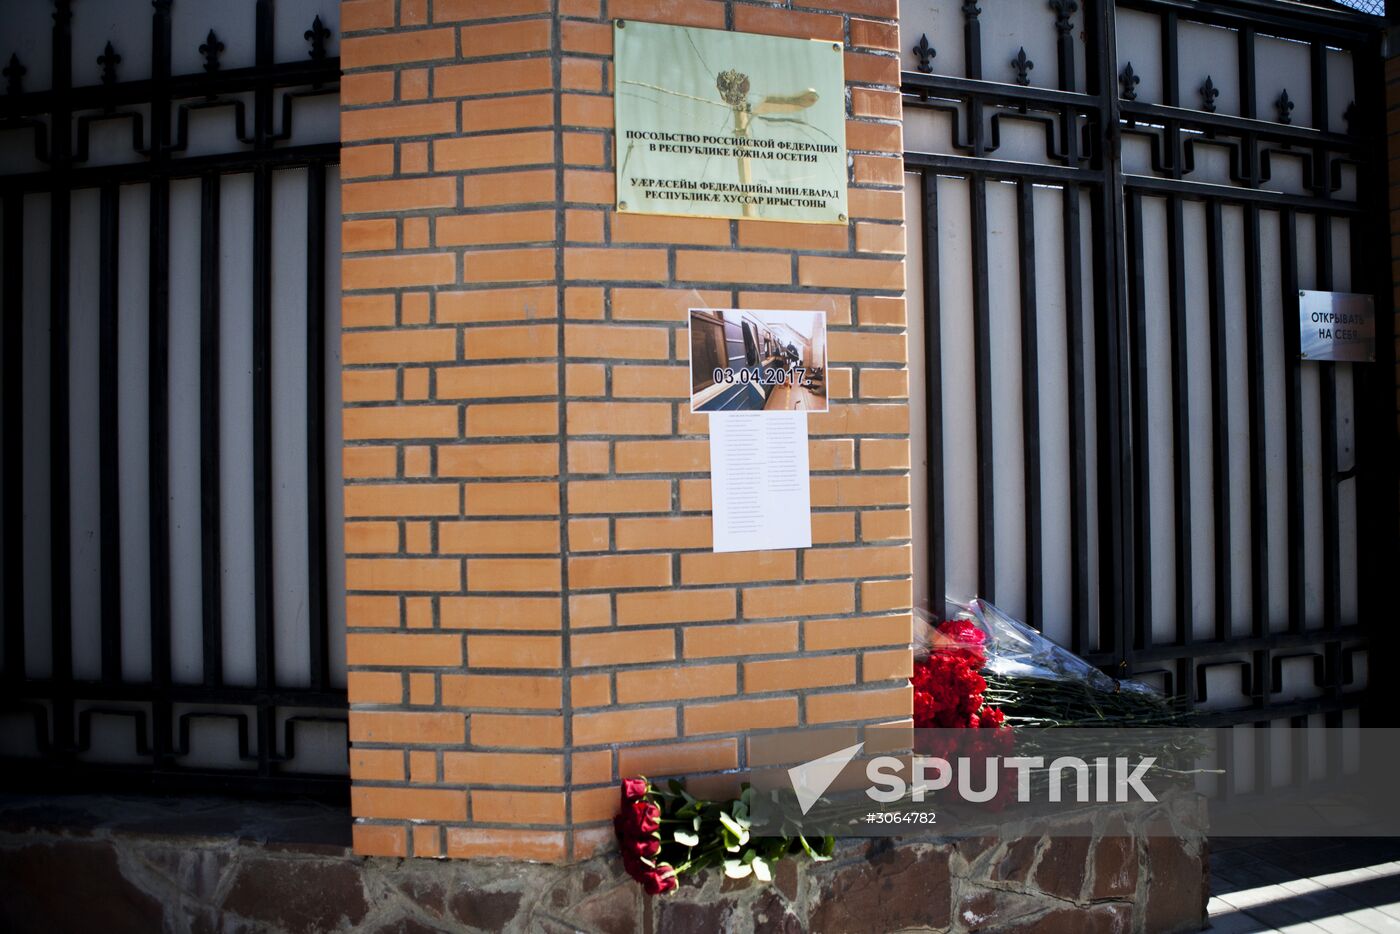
left=903, top=0, right=1395, bottom=735
left=0, top=0, right=347, bottom=797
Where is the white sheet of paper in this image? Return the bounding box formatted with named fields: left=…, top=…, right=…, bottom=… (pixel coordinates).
left=708, top=411, right=812, bottom=553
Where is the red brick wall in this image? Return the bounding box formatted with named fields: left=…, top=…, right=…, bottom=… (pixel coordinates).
left=339, top=0, right=911, bottom=862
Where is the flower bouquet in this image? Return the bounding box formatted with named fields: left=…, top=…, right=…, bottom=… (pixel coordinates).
left=614, top=776, right=834, bottom=895
left=918, top=598, right=1193, bottom=728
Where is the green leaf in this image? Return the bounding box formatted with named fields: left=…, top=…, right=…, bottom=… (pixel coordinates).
left=753, top=857, right=772, bottom=883
left=673, top=829, right=700, bottom=847
left=723, top=859, right=753, bottom=880
left=718, top=810, right=749, bottom=847
left=720, top=825, right=739, bottom=852
left=796, top=834, right=832, bottom=862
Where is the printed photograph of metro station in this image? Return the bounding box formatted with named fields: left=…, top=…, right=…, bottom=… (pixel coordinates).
left=688, top=309, right=829, bottom=414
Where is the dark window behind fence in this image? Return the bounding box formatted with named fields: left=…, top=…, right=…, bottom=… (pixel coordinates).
left=0, top=0, right=346, bottom=799
left=903, top=0, right=1395, bottom=754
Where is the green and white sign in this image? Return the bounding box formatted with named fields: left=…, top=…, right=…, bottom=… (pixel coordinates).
left=613, top=20, right=848, bottom=225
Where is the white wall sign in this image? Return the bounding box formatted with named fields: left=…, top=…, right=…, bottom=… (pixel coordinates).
left=708, top=411, right=812, bottom=554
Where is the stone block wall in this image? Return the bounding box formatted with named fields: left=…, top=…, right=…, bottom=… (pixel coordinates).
left=337, top=0, right=913, bottom=861
left=0, top=796, right=1209, bottom=933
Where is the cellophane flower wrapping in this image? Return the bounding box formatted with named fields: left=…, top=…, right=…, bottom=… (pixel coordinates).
left=914, top=597, right=1190, bottom=728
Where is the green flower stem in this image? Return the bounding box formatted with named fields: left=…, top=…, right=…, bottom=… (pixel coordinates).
left=670, top=841, right=728, bottom=875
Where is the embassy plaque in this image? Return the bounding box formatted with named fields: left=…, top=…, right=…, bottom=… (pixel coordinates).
left=1298, top=290, right=1375, bottom=363
left=613, top=20, right=847, bottom=224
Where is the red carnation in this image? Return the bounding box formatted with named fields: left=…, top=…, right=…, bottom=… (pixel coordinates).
left=910, top=628, right=1010, bottom=734
left=935, top=618, right=988, bottom=668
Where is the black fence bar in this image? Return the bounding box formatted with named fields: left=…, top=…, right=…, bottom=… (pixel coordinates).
left=1165, top=194, right=1192, bottom=653
left=251, top=0, right=277, bottom=775
left=48, top=0, right=74, bottom=756
left=1052, top=0, right=1077, bottom=93
left=0, top=143, right=342, bottom=194
left=246, top=0, right=282, bottom=772
left=1, top=195, right=22, bottom=682
left=4, top=759, right=347, bottom=800
left=199, top=173, right=223, bottom=686
left=920, top=170, right=946, bottom=610
left=1107, top=626, right=1366, bottom=663
left=1119, top=101, right=1362, bottom=152
left=969, top=174, right=994, bottom=599
left=963, top=0, right=982, bottom=82
left=1238, top=25, right=1258, bottom=185
left=1242, top=204, right=1268, bottom=640
left=1316, top=213, right=1344, bottom=711
left=1166, top=187, right=1192, bottom=706
left=1160, top=11, right=1179, bottom=109
left=1316, top=217, right=1341, bottom=637
left=1278, top=209, right=1305, bottom=637
left=1122, top=175, right=1366, bottom=215
left=1205, top=200, right=1232, bottom=644
left=1, top=65, right=338, bottom=119
left=1158, top=12, right=1182, bottom=178
left=1349, top=29, right=1398, bottom=688
left=1242, top=202, right=1272, bottom=708
left=1015, top=180, right=1043, bottom=632
left=1311, top=35, right=1343, bottom=648
left=1061, top=182, right=1091, bottom=655
left=902, top=71, right=1098, bottom=109
left=1125, top=191, right=1150, bottom=651
left=98, top=183, right=122, bottom=681
left=8, top=680, right=346, bottom=707
left=148, top=0, right=174, bottom=769
left=1309, top=39, right=1330, bottom=190
left=306, top=162, right=329, bottom=692
left=902, top=151, right=1105, bottom=186
left=1088, top=0, right=1134, bottom=668
left=1118, top=0, right=1380, bottom=43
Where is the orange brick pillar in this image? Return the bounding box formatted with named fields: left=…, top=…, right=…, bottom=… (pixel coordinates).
left=339, top=0, right=912, bottom=862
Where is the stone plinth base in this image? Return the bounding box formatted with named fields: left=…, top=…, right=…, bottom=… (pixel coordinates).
left=0, top=795, right=1207, bottom=933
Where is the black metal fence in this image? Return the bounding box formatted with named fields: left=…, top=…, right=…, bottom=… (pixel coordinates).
left=905, top=0, right=1395, bottom=730
left=0, top=0, right=345, bottom=798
